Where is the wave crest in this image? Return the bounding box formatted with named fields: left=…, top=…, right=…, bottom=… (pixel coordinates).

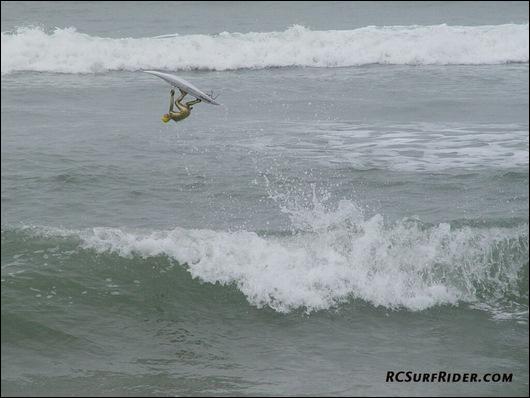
left=14, top=204, right=528, bottom=315
left=2, top=24, right=528, bottom=74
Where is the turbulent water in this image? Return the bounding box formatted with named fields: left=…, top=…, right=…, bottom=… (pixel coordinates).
left=1, top=1, right=529, bottom=396
left=2, top=23, right=529, bottom=74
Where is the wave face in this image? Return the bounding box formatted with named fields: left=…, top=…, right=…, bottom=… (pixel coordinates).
left=1, top=24, right=528, bottom=74
left=6, top=197, right=528, bottom=316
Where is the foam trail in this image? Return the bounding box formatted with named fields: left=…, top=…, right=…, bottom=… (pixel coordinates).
left=2, top=24, right=528, bottom=74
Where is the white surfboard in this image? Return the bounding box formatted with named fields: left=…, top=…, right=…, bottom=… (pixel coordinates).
left=143, top=70, right=220, bottom=105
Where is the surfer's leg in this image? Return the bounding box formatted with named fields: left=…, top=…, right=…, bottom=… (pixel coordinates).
left=176, top=89, right=187, bottom=102
left=175, top=95, right=187, bottom=112
left=174, top=100, right=188, bottom=112
left=185, top=99, right=201, bottom=107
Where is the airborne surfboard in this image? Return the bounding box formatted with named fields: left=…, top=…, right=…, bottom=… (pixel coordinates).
left=143, top=70, right=220, bottom=105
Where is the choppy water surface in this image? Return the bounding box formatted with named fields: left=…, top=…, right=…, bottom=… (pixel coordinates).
left=1, top=1, right=528, bottom=396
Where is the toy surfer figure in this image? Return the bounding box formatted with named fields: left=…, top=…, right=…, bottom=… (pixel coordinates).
left=161, top=88, right=201, bottom=123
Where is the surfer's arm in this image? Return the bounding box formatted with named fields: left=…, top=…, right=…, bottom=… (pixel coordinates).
left=169, top=89, right=175, bottom=112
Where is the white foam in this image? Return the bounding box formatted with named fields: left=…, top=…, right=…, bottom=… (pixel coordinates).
left=2, top=24, right=528, bottom=74
left=247, top=122, right=530, bottom=171
left=25, top=197, right=528, bottom=314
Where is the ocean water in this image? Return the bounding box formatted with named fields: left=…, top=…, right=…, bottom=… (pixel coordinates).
left=1, top=1, right=529, bottom=396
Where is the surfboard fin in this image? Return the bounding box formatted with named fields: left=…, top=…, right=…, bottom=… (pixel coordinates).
left=207, top=90, right=220, bottom=101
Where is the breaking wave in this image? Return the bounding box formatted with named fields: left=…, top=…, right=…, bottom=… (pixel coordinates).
left=2, top=23, right=528, bottom=74
left=5, top=195, right=528, bottom=315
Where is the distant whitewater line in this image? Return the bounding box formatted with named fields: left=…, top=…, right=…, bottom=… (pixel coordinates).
left=1, top=24, right=528, bottom=74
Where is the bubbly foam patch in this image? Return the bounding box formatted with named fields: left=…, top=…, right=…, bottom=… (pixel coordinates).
left=249, top=123, right=530, bottom=171
left=2, top=24, right=528, bottom=74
